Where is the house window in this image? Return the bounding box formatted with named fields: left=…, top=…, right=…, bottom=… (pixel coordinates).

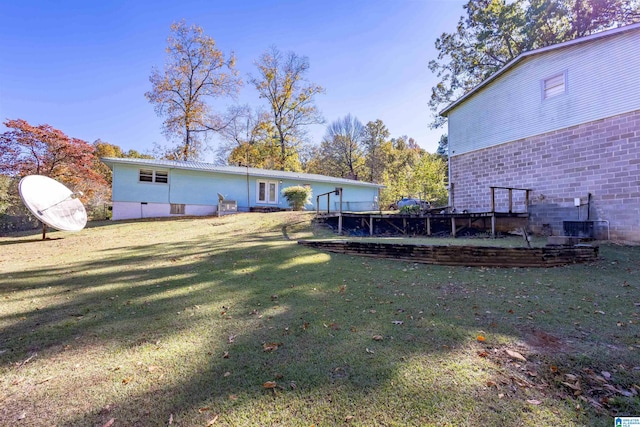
left=155, top=171, right=168, bottom=183
left=139, top=169, right=153, bottom=182
left=257, top=180, right=278, bottom=204
left=139, top=169, right=169, bottom=184
left=542, top=72, right=566, bottom=99
left=170, top=203, right=185, bottom=214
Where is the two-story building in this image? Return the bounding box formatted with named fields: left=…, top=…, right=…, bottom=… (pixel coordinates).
left=440, top=23, right=640, bottom=242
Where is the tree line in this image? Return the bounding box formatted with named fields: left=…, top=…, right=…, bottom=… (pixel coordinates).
left=144, top=20, right=449, bottom=207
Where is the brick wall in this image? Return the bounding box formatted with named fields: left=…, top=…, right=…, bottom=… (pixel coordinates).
left=449, top=109, right=640, bottom=242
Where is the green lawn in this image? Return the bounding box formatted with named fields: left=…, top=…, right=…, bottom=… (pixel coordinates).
left=1, top=212, right=638, bottom=426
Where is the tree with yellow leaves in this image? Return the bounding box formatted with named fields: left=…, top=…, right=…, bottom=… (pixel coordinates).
left=145, top=20, right=242, bottom=160
left=250, top=46, right=324, bottom=171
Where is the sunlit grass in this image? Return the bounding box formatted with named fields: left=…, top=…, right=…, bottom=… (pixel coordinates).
left=0, top=212, right=638, bottom=426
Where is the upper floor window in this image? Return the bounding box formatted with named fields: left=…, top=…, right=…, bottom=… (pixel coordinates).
left=542, top=72, right=566, bottom=99
left=139, top=169, right=168, bottom=184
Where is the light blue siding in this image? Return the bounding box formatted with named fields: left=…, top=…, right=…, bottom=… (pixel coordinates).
left=170, top=169, right=246, bottom=207
left=108, top=159, right=380, bottom=214
left=448, top=29, right=640, bottom=156
left=111, top=164, right=170, bottom=203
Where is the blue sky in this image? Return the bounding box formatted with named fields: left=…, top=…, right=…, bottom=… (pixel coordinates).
left=0, top=0, right=466, bottom=162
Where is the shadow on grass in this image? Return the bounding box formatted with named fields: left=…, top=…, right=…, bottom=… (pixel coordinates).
left=1, top=215, right=638, bottom=425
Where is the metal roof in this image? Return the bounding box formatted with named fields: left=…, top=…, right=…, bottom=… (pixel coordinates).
left=439, top=22, right=640, bottom=116
left=101, top=157, right=384, bottom=188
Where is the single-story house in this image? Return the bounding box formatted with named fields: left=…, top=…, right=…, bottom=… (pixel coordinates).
left=440, top=23, right=640, bottom=242
left=101, top=157, right=383, bottom=220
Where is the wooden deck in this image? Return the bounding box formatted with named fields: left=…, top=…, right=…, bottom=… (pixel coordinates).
left=315, top=211, right=529, bottom=238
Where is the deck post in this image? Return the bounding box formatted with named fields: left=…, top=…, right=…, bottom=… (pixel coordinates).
left=508, top=189, right=513, bottom=213
left=490, top=187, right=495, bottom=213
left=369, top=215, right=374, bottom=236
left=491, top=214, right=496, bottom=238
left=338, top=188, right=343, bottom=234
left=426, top=218, right=431, bottom=236
left=451, top=216, right=456, bottom=237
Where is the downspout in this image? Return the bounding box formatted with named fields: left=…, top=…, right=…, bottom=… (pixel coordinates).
left=168, top=168, right=173, bottom=205
left=246, top=165, right=250, bottom=212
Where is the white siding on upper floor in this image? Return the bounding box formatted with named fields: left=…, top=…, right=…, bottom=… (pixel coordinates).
left=447, top=29, right=640, bottom=156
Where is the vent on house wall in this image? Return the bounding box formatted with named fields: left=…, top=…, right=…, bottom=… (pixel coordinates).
left=543, top=72, right=566, bottom=99
left=170, top=204, right=185, bottom=215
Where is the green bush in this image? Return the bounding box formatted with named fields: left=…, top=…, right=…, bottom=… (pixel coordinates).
left=281, top=185, right=312, bottom=211
left=399, top=204, right=421, bottom=215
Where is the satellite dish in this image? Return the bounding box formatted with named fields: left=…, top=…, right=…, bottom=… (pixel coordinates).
left=19, top=175, right=87, bottom=237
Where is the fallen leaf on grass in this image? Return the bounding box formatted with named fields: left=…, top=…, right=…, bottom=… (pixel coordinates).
left=11, top=377, right=25, bottom=386
left=476, top=335, right=486, bottom=342
left=229, top=394, right=238, bottom=400
left=168, top=414, right=173, bottom=425
left=345, top=415, right=354, bottom=422
left=223, top=371, right=231, bottom=377
left=228, top=334, right=236, bottom=343
left=263, top=343, right=281, bottom=352
left=505, top=349, right=527, bottom=362
left=263, top=381, right=277, bottom=389
left=122, top=377, right=133, bottom=384
left=372, top=335, right=383, bottom=341
left=17, top=412, right=26, bottom=421
left=222, top=351, right=229, bottom=359
left=477, top=351, right=488, bottom=357
left=36, top=376, right=54, bottom=385
left=526, top=399, right=542, bottom=405
left=198, top=407, right=210, bottom=413
left=102, top=419, right=115, bottom=427
left=561, top=381, right=581, bottom=391
left=205, top=414, right=219, bottom=426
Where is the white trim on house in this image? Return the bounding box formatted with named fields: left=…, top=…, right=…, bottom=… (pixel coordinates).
left=139, top=168, right=169, bottom=184
left=256, top=180, right=278, bottom=204
left=541, top=71, right=567, bottom=100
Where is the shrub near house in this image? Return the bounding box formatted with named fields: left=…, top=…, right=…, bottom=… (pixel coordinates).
left=282, top=185, right=312, bottom=211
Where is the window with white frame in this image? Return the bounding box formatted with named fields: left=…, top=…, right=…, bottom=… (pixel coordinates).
left=139, top=169, right=169, bottom=184
left=542, top=72, right=566, bottom=99
left=257, top=180, right=278, bottom=204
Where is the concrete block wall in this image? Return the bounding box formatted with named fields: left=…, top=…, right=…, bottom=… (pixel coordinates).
left=449, top=109, right=640, bottom=241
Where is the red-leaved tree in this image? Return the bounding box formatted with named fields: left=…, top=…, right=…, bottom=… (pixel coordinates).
left=0, top=119, right=107, bottom=202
